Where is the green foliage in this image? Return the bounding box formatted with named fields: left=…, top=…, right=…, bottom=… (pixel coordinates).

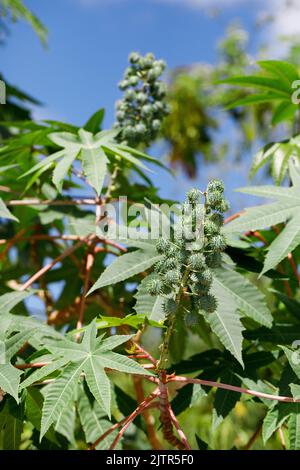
left=1, top=49, right=300, bottom=451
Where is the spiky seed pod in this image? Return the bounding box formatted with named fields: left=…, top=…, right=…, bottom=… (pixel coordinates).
left=156, top=238, right=171, bottom=254
left=163, top=298, right=178, bottom=315
left=209, top=234, right=227, bottom=252
left=147, top=278, right=162, bottom=296
left=165, top=245, right=178, bottom=258
left=196, top=294, right=218, bottom=313
left=154, top=259, right=166, bottom=273
left=115, top=52, right=169, bottom=146
left=129, top=52, right=140, bottom=63
left=205, top=252, right=222, bottom=268
left=163, top=257, right=178, bottom=271
left=197, top=268, right=213, bottom=287
left=204, top=219, right=220, bottom=236
left=209, top=212, right=224, bottom=227
left=188, top=253, right=206, bottom=271
left=217, top=199, right=230, bottom=213
left=186, top=189, right=201, bottom=205
left=207, top=179, right=225, bottom=194
left=192, top=283, right=209, bottom=296
left=207, top=191, right=224, bottom=210
left=163, top=269, right=180, bottom=286
left=160, top=284, right=173, bottom=295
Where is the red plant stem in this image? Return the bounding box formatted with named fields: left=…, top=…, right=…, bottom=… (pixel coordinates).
left=158, top=372, right=186, bottom=450
left=14, top=362, right=48, bottom=369
left=109, top=389, right=160, bottom=450
left=224, top=211, right=244, bottom=224
left=168, top=405, right=192, bottom=450
left=76, top=251, right=95, bottom=339
left=20, top=240, right=85, bottom=291
left=244, top=422, right=262, bottom=450
left=0, top=228, right=27, bottom=261
left=170, top=376, right=300, bottom=403
left=89, top=419, right=126, bottom=450
left=133, top=376, right=163, bottom=450
left=132, top=342, right=157, bottom=366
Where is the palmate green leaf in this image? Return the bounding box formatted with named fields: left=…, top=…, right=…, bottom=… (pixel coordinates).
left=225, top=92, right=285, bottom=110
left=77, top=385, right=120, bottom=449
left=55, top=402, right=76, bottom=444
left=262, top=403, right=292, bottom=444
left=289, top=404, right=300, bottom=450
left=80, top=146, right=108, bottom=196
left=20, top=358, right=68, bottom=390
left=0, top=198, right=18, bottom=221
left=257, top=60, right=299, bottom=85
left=40, top=321, right=151, bottom=439
left=207, top=277, right=244, bottom=366
left=52, top=150, right=78, bottom=192
left=218, top=76, right=291, bottom=97
left=134, top=275, right=165, bottom=322
left=213, top=267, right=272, bottom=328
left=87, top=248, right=161, bottom=295
left=282, top=346, right=300, bottom=379
left=250, top=141, right=299, bottom=184
left=2, top=413, right=23, bottom=450
left=225, top=163, right=300, bottom=275
left=212, top=371, right=241, bottom=429
left=25, top=388, right=59, bottom=445
left=83, top=108, right=105, bottom=133
left=0, top=365, right=22, bottom=403
left=40, top=361, right=83, bottom=440
left=0, top=290, right=33, bottom=314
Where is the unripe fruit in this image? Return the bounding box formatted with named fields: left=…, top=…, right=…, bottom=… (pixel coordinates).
left=129, top=76, right=139, bottom=86
left=197, top=294, right=218, bottom=313
left=124, top=89, right=135, bottom=101
left=204, top=219, right=219, bottom=236
left=152, top=119, right=161, bottom=131
left=118, top=80, right=129, bottom=90
left=197, top=268, right=213, bottom=287
left=135, top=123, right=147, bottom=134
left=136, top=92, right=148, bottom=103
left=156, top=238, right=171, bottom=254
left=163, top=257, right=177, bottom=270
left=163, top=269, right=180, bottom=285
left=205, top=252, right=222, bottom=268
left=147, top=278, right=162, bottom=296
left=141, top=104, right=153, bottom=117
left=207, top=179, right=224, bottom=194
left=209, top=234, right=227, bottom=252
left=207, top=191, right=224, bottom=210
left=129, top=52, right=140, bottom=63
left=186, top=189, right=201, bottom=204
left=209, top=212, right=224, bottom=227
left=188, top=253, right=206, bottom=271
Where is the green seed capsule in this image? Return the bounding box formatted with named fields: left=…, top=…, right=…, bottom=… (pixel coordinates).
left=163, top=269, right=180, bottom=286
left=209, top=234, right=227, bottom=252
left=196, top=294, right=218, bottom=313
left=197, top=268, right=213, bottom=287
left=207, top=179, right=225, bottom=194
left=188, top=253, right=206, bottom=271
left=147, top=278, right=162, bottom=296
left=205, top=252, right=222, bottom=268
left=156, top=238, right=171, bottom=254
left=186, top=189, right=201, bottom=205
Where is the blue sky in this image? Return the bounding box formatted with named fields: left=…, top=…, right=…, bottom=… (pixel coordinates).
left=0, top=0, right=284, bottom=203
